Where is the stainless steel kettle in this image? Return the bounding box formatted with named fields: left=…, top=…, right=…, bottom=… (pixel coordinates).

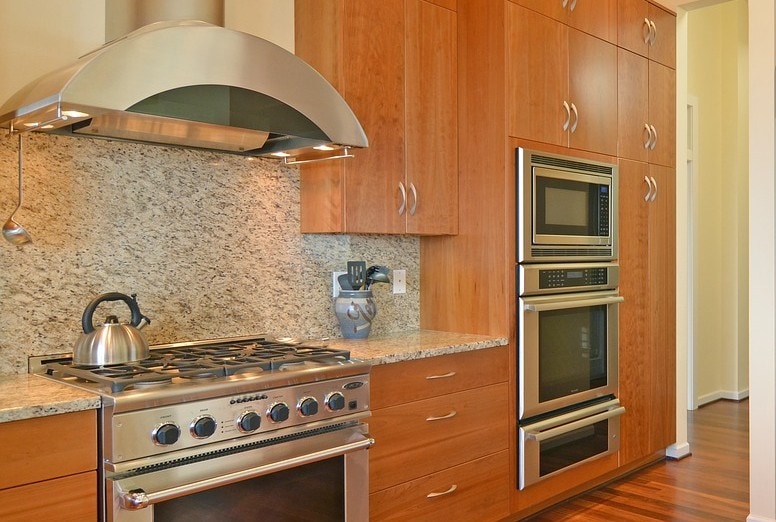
left=73, top=292, right=151, bottom=366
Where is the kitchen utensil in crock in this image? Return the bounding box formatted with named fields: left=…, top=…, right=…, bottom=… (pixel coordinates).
left=364, top=265, right=391, bottom=289
left=338, top=272, right=354, bottom=291
left=2, top=134, right=32, bottom=246
left=73, top=292, right=151, bottom=366
left=347, top=260, right=366, bottom=290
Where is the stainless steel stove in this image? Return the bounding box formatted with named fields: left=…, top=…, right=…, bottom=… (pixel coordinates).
left=30, top=335, right=373, bottom=522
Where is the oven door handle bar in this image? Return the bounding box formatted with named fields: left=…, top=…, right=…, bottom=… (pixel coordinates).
left=524, top=295, right=624, bottom=313
left=524, top=404, right=626, bottom=443
left=118, top=435, right=375, bottom=510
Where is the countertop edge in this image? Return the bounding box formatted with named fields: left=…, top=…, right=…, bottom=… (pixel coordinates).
left=0, top=374, right=101, bottom=424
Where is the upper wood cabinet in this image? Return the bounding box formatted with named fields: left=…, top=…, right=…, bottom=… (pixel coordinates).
left=507, top=3, right=617, bottom=157
left=618, top=0, right=676, bottom=69
left=295, top=0, right=458, bottom=235
left=618, top=48, right=676, bottom=167
left=510, top=0, right=617, bottom=43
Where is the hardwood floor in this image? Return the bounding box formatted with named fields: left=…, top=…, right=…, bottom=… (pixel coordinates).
left=525, top=399, right=749, bottom=521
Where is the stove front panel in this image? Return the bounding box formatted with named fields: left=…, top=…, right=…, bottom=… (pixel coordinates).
left=105, top=374, right=370, bottom=463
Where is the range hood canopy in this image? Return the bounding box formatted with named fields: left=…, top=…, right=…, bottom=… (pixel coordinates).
left=0, top=20, right=368, bottom=162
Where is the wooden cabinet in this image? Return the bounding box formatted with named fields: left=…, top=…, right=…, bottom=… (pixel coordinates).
left=618, top=0, right=676, bottom=69
left=510, top=0, right=617, bottom=43
left=368, top=348, right=510, bottom=521
left=507, top=3, right=618, bottom=157
left=617, top=159, right=676, bottom=466
left=0, top=410, right=98, bottom=521
left=295, top=0, right=457, bottom=235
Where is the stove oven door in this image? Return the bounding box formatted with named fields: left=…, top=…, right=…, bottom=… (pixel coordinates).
left=106, top=424, right=373, bottom=522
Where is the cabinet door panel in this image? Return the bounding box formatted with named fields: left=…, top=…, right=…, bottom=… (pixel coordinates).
left=648, top=164, right=676, bottom=452
left=617, top=159, right=652, bottom=465
left=343, top=0, right=405, bottom=233
left=568, top=28, right=617, bottom=156
left=618, top=0, right=650, bottom=59
left=618, top=49, right=649, bottom=162
left=0, top=471, right=97, bottom=522
left=507, top=3, right=568, bottom=146
left=406, top=0, right=458, bottom=235
left=648, top=61, right=676, bottom=167
left=566, top=0, right=618, bottom=43
left=648, top=3, right=676, bottom=68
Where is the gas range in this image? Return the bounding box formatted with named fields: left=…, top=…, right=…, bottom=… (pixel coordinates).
left=30, top=335, right=373, bottom=520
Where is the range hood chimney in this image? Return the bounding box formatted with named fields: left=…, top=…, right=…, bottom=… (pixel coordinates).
left=0, top=0, right=367, bottom=163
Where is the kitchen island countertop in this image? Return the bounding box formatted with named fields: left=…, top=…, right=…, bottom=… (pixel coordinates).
left=0, top=330, right=508, bottom=424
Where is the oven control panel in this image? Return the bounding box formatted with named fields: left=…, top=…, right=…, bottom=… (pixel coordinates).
left=107, top=375, right=370, bottom=464
left=519, top=262, right=619, bottom=296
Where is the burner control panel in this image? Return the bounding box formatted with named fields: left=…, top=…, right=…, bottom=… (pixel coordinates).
left=107, top=374, right=370, bottom=463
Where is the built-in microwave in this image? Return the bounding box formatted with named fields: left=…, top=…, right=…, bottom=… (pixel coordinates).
left=517, top=148, right=618, bottom=263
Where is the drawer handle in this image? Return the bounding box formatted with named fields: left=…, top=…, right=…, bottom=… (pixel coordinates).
left=426, top=410, right=457, bottom=421
left=426, top=371, right=456, bottom=380
left=427, top=484, right=458, bottom=498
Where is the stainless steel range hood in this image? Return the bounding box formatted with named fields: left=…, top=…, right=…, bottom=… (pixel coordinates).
left=0, top=20, right=367, bottom=162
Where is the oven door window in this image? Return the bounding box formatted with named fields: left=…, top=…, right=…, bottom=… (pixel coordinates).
left=539, top=304, right=606, bottom=403
left=152, top=456, right=344, bottom=522
left=534, top=170, right=608, bottom=238
left=539, top=417, right=609, bottom=478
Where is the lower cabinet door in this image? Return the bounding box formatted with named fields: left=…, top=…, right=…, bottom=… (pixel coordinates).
left=0, top=471, right=97, bottom=521
left=370, top=451, right=510, bottom=522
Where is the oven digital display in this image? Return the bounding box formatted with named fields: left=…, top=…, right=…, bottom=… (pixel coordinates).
left=539, top=268, right=608, bottom=289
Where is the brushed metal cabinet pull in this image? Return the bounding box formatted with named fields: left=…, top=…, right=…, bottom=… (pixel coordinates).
left=426, top=371, right=456, bottom=380
left=409, top=182, right=418, bottom=216
left=644, top=175, right=653, bottom=202
left=562, top=101, right=571, bottom=131
left=650, top=176, right=658, bottom=202
left=649, top=20, right=657, bottom=46
left=427, top=484, right=458, bottom=498
left=568, top=0, right=577, bottom=11
left=643, top=123, right=653, bottom=149
left=562, top=0, right=569, bottom=8
left=643, top=18, right=651, bottom=44
left=426, top=411, right=457, bottom=421
left=649, top=124, right=658, bottom=150
left=398, top=181, right=407, bottom=216
left=570, top=102, right=579, bottom=133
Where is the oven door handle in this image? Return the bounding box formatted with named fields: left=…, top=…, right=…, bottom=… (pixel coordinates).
left=524, top=295, right=624, bottom=312
left=525, top=406, right=626, bottom=443
left=118, top=435, right=375, bottom=510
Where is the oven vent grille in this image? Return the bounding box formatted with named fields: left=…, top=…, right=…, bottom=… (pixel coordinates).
left=532, top=248, right=613, bottom=257
left=114, top=421, right=356, bottom=479
left=532, top=154, right=614, bottom=176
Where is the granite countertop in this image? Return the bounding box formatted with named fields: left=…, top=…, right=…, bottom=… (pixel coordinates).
left=0, top=330, right=508, bottom=424
left=0, top=374, right=100, bottom=424
left=326, top=329, right=509, bottom=365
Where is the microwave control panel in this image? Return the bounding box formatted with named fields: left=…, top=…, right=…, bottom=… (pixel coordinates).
left=519, top=262, right=619, bottom=296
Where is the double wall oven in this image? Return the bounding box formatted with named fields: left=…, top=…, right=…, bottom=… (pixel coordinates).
left=516, top=148, right=625, bottom=489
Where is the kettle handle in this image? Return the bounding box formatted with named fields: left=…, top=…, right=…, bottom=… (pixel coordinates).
left=82, top=292, right=148, bottom=333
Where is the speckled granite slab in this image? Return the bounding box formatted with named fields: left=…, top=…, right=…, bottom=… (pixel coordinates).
left=327, top=329, right=509, bottom=365
left=0, top=374, right=100, bottom=423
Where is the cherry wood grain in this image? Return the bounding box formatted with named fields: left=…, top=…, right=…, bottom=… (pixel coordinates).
left=525, top=400, right=749, bottom=521
left=0, top=471, right=97, bottom=522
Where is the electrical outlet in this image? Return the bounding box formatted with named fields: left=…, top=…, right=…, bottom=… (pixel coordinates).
left=332, top=271, right=347, bottom=297
left=393, top=269, right=406, bottom=294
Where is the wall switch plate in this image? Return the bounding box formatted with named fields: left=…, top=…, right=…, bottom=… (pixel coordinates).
left=393, top=269, right=406, bottom=294
left=332, top=271, right=347, bottom=297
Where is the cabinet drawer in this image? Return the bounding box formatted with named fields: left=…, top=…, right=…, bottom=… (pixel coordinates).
left=0, top=471, right=97, bottom=521
left=369, top=382, right=509, bottom=492
left=371, top=347, right=508, bottom=409
left=370, top=451, right=510, bottom=521
left=0, top=410, right=97, bottom=489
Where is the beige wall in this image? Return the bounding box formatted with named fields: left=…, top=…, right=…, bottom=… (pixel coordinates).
left=687, top=0, right=749, bottom=405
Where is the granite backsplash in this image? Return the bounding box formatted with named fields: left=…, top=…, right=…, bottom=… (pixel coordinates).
left=0, top=134, right=420, bottom=374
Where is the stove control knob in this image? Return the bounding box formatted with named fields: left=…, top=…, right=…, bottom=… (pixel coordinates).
left=268, top=403, right=290, bottom=423
left=298, top=397, right=319, bottom=417
left=153, top=423, right=180, bottom=446
left=238, top=411, right=261, bottom=432
left=326, top=392, right=346, bottom=412
left=191, top=416, right=217, bottom=439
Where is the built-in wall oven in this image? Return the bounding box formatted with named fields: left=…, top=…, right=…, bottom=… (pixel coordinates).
left=516, top=148, right=624, bottom=490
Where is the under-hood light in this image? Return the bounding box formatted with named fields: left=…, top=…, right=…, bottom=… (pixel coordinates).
left=283, top=147, right=354, bottom=165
